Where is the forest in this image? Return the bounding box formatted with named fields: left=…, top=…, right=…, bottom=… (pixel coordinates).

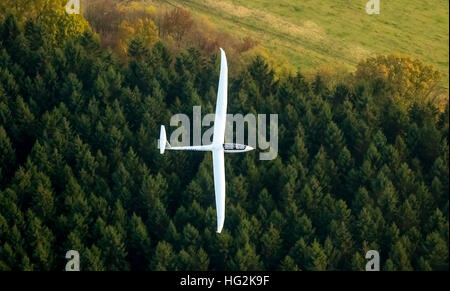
left=0, top=1, right=448, bottom=271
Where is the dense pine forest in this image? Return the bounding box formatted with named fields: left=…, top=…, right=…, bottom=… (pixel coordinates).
left=0, top=2, right=449, bottom=271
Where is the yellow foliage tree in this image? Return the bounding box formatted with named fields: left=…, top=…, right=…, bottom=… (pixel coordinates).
left=241, top=46, right=295, bottom=80
left=117, top=18, right=158, bottom=57
left=355, top=55, right=445, bottom=107
left=0, top=0, right=90, bottom=45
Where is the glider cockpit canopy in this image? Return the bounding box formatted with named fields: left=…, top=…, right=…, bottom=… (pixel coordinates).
left=223, top=143, right=246, bottom=150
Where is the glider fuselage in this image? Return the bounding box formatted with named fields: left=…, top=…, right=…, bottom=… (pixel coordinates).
left=223, top=143, right=253, bottom=153
left=164, top=143, right=253, bottom=153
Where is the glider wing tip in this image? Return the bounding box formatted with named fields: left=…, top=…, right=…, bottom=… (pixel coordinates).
left=217, top=221, right=224, bottom=233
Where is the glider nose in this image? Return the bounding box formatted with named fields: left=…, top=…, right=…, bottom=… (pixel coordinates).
left=246, top=146, right=254, bottom=151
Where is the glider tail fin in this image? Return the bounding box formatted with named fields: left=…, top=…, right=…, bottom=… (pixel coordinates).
left=159, top=125, right=171, bottom=154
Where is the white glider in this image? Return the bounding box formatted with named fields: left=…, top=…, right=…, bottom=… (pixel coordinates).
left=158, top=48, right=254, bottom=233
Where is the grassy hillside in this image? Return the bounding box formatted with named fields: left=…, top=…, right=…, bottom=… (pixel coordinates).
left=152, top=0, right=449, bottom=86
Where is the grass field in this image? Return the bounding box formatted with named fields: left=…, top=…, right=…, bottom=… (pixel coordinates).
left=151, top=0, right=449, bottom=87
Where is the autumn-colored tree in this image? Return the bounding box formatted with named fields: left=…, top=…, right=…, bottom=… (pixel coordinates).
left=117, top=18, right=158, bottom=57
left=159, top=8, right=194, bottom=43
left=355, top=55, right=444, bottom=107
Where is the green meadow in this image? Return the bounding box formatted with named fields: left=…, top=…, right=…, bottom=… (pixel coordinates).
left=155, top=0, right=449, bottom=86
